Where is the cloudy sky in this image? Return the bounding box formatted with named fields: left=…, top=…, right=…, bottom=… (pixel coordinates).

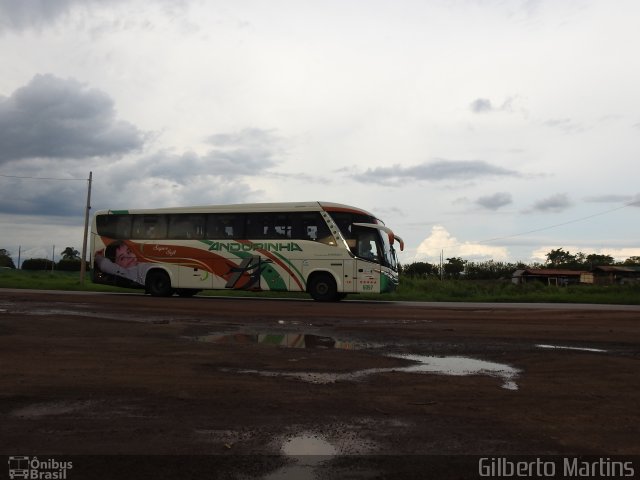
left=1, top=0, right=639, bottom=266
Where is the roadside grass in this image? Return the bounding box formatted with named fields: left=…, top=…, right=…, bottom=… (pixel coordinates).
left=1, top=269, right=638, bottom=304
left=0, top=269, right=130, bottom=293
left=378, top=276, right=640, bottom=304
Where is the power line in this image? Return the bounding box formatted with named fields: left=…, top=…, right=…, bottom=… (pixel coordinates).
left=0, top=173, right=87, bottom=181
left=476, top=199, right=640, bottom=245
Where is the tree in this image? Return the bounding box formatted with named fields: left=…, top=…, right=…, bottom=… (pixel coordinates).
left=464, top=260, right=521, bottom=280
left=0, top=249, right=16, bottom=269
left=622, top=256, right=640, bottom=265
left=585, top=253, right=614, bottom=267
left=444, top=257, right=466, bottom=278
left=22, top=258, right=54, bottom=270
left=61, top=247, right=80, bottom=260
left=545, top=248, right=576, bottom=267
left=403, top=262, right=438, bottom=277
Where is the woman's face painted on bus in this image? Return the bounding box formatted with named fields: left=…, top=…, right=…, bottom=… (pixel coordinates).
left=115, top=244, right=138, bottom=268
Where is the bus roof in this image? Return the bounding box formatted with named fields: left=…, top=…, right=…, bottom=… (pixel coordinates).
left=95, top=201, right=378, bottom=218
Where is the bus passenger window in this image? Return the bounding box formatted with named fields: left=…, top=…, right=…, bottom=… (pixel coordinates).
left=96, top=214, right=132, bottom=239
left=168, top=214, right=205, bottom=239
left=290, top=212, right=333, bottom=244
left=206, top=214, right=245, bottom=239
left=132, top=215, right=167, bottom=239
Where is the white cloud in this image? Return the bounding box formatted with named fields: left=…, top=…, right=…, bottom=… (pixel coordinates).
left=414, top=225, right=509, bottom=262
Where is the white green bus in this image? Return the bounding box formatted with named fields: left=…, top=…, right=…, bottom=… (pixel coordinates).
left=90, top=201, right=403, bottom=301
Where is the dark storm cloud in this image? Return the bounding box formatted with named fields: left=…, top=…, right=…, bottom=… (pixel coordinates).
left=528, top=193, right=572, bottom=213
left=0, top=74, right=143, bottom=164
left=584, top=194, right=640, bottom=207
left=469, top=97, right=515, bottom=114
left=0, top=0, right=134, bottom=31
left=542, top=118, right=584, bottom=134
left=470, top=98, right=493, bottom=113
left=0, top=176, right=86, bottom=216
left=133, top=128, right=281, bottom=183
left=476, top=192, right=513, bottom=210
left=352, top=159, right=520, bottom=185
left=0, top=0, right=76, bottom=31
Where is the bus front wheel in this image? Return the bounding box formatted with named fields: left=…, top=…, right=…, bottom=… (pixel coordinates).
left=308, top=273, right=339, bottom=302
left=146, top=270, right=174, bottom=297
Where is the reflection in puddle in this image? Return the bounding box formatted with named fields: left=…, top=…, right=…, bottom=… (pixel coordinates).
left=281, top=434, right=337, bottom=456
left=195, top=332, right=370, bottom=350
left=229, top=354, right=521, bottom=390
left=536, top=344, right=608, bottom=353
left=263, top=434, right=340, bottom=480
left=392, top=354, right=521, bottom=390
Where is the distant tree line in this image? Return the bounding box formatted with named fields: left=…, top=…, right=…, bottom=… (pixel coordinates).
left=401, top=248, right=640, bottom=280
left=0, top=247, right=82, bottom=271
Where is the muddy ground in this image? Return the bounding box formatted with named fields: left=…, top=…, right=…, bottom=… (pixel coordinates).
left=1, top=290, right=639, bottom=479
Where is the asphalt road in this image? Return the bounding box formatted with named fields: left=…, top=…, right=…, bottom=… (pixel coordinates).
left=1, top=290, right=639, bottom=479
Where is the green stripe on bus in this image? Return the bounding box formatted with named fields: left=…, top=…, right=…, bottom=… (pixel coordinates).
left=234, top=251, right=288, bottom=291
left=270, top=250, right=306, bottom=288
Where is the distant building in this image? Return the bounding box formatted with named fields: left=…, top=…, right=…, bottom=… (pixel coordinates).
left=511, top=269, right=588, bottom=286
left=591, top=266, right=640, bottom=285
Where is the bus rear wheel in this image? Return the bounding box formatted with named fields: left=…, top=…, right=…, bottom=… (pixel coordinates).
left=146, top=270, right=174, bottom=297
left=308, top=273, right=339, bottom=302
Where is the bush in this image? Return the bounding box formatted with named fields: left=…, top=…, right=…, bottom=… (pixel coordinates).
left=56, top=259, right=82, bottom=271
left=0, top=256, right=15, bottom=268
left=22, top=258, right=55, bottom=270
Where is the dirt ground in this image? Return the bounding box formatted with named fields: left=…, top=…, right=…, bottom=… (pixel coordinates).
left=1, top=290, right=639, bottom=479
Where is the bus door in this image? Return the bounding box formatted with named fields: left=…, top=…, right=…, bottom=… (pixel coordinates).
left=351, top=226, right=382, bottom=294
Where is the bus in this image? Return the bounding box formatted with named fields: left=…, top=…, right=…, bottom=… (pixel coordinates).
left=90, top=201, right=403, bottom=301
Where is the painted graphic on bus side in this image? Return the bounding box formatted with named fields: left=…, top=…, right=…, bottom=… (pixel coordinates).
left=93, top=238, right=300, bottom=291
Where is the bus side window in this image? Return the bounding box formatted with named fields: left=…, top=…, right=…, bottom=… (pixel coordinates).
left=273, top=213, right=291, bottom=238
left=96, top=214, right=132, bottom=239
left=206, top=214, right=245, bottom=239
left=132, top=215, right=167, bottom=239
left=291, top=212, right=334, bottom=244
left=168, top=214, right=205, bottom=239
left=245, top=213, right=266, bottom=239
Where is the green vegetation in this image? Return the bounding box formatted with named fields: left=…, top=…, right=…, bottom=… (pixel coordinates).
left=1, top=268, right=639, bottom=304
left=372, top=276, right=640, bottom=305
left=1, top=245, right=639, bottom=303
left=0, top=270, right=130, bottom=293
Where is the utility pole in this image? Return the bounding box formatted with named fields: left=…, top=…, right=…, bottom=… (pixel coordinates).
left=80, top=171, right=92, bottom=284
left=52, top=245, right=55, bottom=272
left=18, top=246, right=21, bottom=270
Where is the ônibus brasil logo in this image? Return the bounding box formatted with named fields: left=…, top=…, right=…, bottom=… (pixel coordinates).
left=8, top=456, right=72, bottom=479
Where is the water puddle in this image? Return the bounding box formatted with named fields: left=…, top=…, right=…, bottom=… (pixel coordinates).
left=281, top=434, right=338, bottom=456
left=228, top=354, right=521, bottom=390
left=194, top=332, right=373, bottom=350
left=263, top=433, right=348, bottom=480
left=263, top=431, right=374, bottom=480
left=392, top=354, right=521, bottom=390
left=536, top=344, right=608, bottom=353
